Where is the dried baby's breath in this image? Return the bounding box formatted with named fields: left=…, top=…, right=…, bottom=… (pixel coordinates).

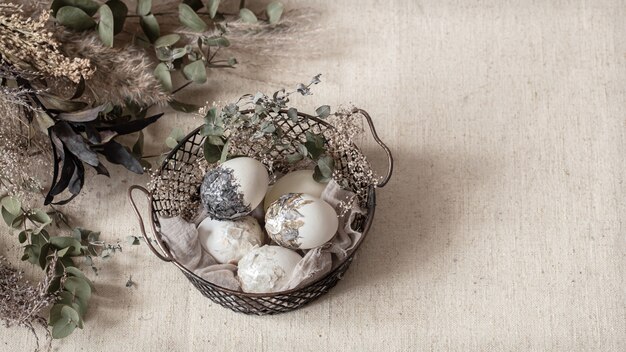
left=0, top=100, right=49, bottom=204
left=325, top=107, right=381, bottom=213
left=148, top=158, right=210, bottom=221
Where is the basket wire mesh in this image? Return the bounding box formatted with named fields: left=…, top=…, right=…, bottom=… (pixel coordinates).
left=129, top=109, right=392, bottom=315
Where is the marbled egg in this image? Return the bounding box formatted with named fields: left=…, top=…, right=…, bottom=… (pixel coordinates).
left=197, top=216, right=265, bottom=264
left=263, top=169, right=328, bottom=211
left=237, top=245, right=302, bottom=293
left=200, top=157, right=269, bottom=220
left=265, top=193, right=338, bottom=250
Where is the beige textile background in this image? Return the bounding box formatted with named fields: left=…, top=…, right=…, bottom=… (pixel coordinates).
left=2, top=0, right=626, bottom=351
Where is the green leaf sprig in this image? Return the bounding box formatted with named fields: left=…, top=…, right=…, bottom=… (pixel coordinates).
left=198, top=74, right=335, bottom=182
left=50, top=0, right=285, bottom=112
left=0, top=195, right=120, bottom=339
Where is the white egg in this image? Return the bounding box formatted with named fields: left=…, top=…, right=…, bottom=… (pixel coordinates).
left=197, top=216, right=265, bottom=264
left=265, top=193, right=339, bottom=250
left=237, top=245, right=302, bottom=293
left=263, top=169, right=328, bottom=211
left=200, top=157, right=269, bottom=220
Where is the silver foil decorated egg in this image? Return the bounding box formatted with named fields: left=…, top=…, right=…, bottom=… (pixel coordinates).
left=265, top=193, right=339, bottom=250
left=200, top=157, right=269, bottom=220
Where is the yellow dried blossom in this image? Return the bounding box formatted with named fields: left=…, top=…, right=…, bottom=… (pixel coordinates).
left=0, top=4, right=94, bottom=83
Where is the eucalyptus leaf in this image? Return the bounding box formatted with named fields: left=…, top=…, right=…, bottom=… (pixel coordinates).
left=313, top=165, right=330, bottom=183
left=203, top=139, right=222, bottom=163
left=11, top=214, right=25, bottom=229
left=51, top=307, right=79, bottom=338
left=170, top=47, right=188, bottom=60
left=168, top=128, right=186, bottom=144
left=1, top=196, right=21, bottom=216
left=18, top=231, right=27, bottom=244
left=97, top=4, right=114, bottom=47
left=154, top=34, right=181, bottom=48
left=57, top=247, right=71, bottom=257
left=286, top=153, right=303, bottom=163
left=49, top=304, right=64, bottom=326
left=266, top=2, right=284, bottom=24
left=239, top=8, right=258, bottom=23
left=105, top=0, right=128, bottom=35
left=64, top=277, right=92, bottom=300
left=304, top=132, right=326, bottom=159
left=207, top=0, right=220, bottom=18
left=203, top=36, right=230, bottom=47
left=30, top=209, right=52, bottom=225
left=207, top=135, right=224, bottom=146
left=297, top=143, right=308, bottom=157
left=179, top=3, right=208, bottom=32
left=140, top=14, right=160, bottom=42
left=317, top=155, right=334, bottom=177
left=154, top=62, right=172, bottom=92
left=56, top=6, right=97, bottom=31
left=287, top=107, right=298, bottom=123
left=1, top=208, right=16, bottom=228
left=315, top=105, right=331, bottom=119
left=166, top=137, right=180, bottom=149
left=51, top=0, right=100, bottom=17
left=136, top=0, right=152, bottom=16
left=49, top=237, right=83, bottom=255
left=38, top=244, right=50, bottom=269
left=219, top=139, right=230, bottom=162
left=64, top=267, right=94, bottom=289
left=201, top=108, right=224, bottom=136
left=182, top=60, right=207, bottom=83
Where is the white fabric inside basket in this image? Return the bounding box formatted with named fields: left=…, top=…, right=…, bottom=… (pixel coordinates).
left=157, top=179, right=365, bottom=293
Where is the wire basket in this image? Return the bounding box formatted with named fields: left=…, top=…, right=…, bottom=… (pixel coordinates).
left=128, top=109, right=393, bottom=315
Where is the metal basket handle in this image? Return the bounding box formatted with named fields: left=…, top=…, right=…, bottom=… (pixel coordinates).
left=128, top=185, right=173, bottom=262
left=356, top=109, right=394, bottom=188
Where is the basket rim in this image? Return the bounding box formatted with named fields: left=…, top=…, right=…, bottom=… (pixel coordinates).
left=148, top=109, right=379, bottom=297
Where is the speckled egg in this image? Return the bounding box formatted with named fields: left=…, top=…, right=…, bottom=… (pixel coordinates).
left=237, top=245, right=302, bottom=293
left=265, top=193, right=338, bottom=250
left=197, top=216, right=265, bottom=264
left=263, top=169, right=328, bottom=211
left=200, top=157, right=269, bottom=220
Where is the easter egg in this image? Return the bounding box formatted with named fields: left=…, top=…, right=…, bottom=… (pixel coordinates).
left=263, top=169, right=327, bottom=211
left=237, top=245, right=302, bottom=293
left=200, top=157, right=269, bottom=220
left=197, top=216, right=265, bottom=264
left=265, top=193, right=338, bottom=250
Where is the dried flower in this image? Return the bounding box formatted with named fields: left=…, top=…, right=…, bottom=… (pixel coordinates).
left=0, top=255, right=59, bottom=352
left=0, top=4, right=94, bottom=83
left=58, top=33, right=170, bottom=106
left=0, top=98, right=49, bottom=204
left=325, top=107, right=381, bottom=208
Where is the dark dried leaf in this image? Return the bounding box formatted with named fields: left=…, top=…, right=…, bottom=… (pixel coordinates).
left=98, top=113, right=163, bottom=134
left=52, top=122, right=100, bottom=167
left=57, top=105, right=106, bottom=122
left=100, top=141, right=144, bottom=174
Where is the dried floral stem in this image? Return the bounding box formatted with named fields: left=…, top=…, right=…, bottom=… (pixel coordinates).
left=0, top=4, right=94, bottom=83
left=0, top=255, right=60, bottom=352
